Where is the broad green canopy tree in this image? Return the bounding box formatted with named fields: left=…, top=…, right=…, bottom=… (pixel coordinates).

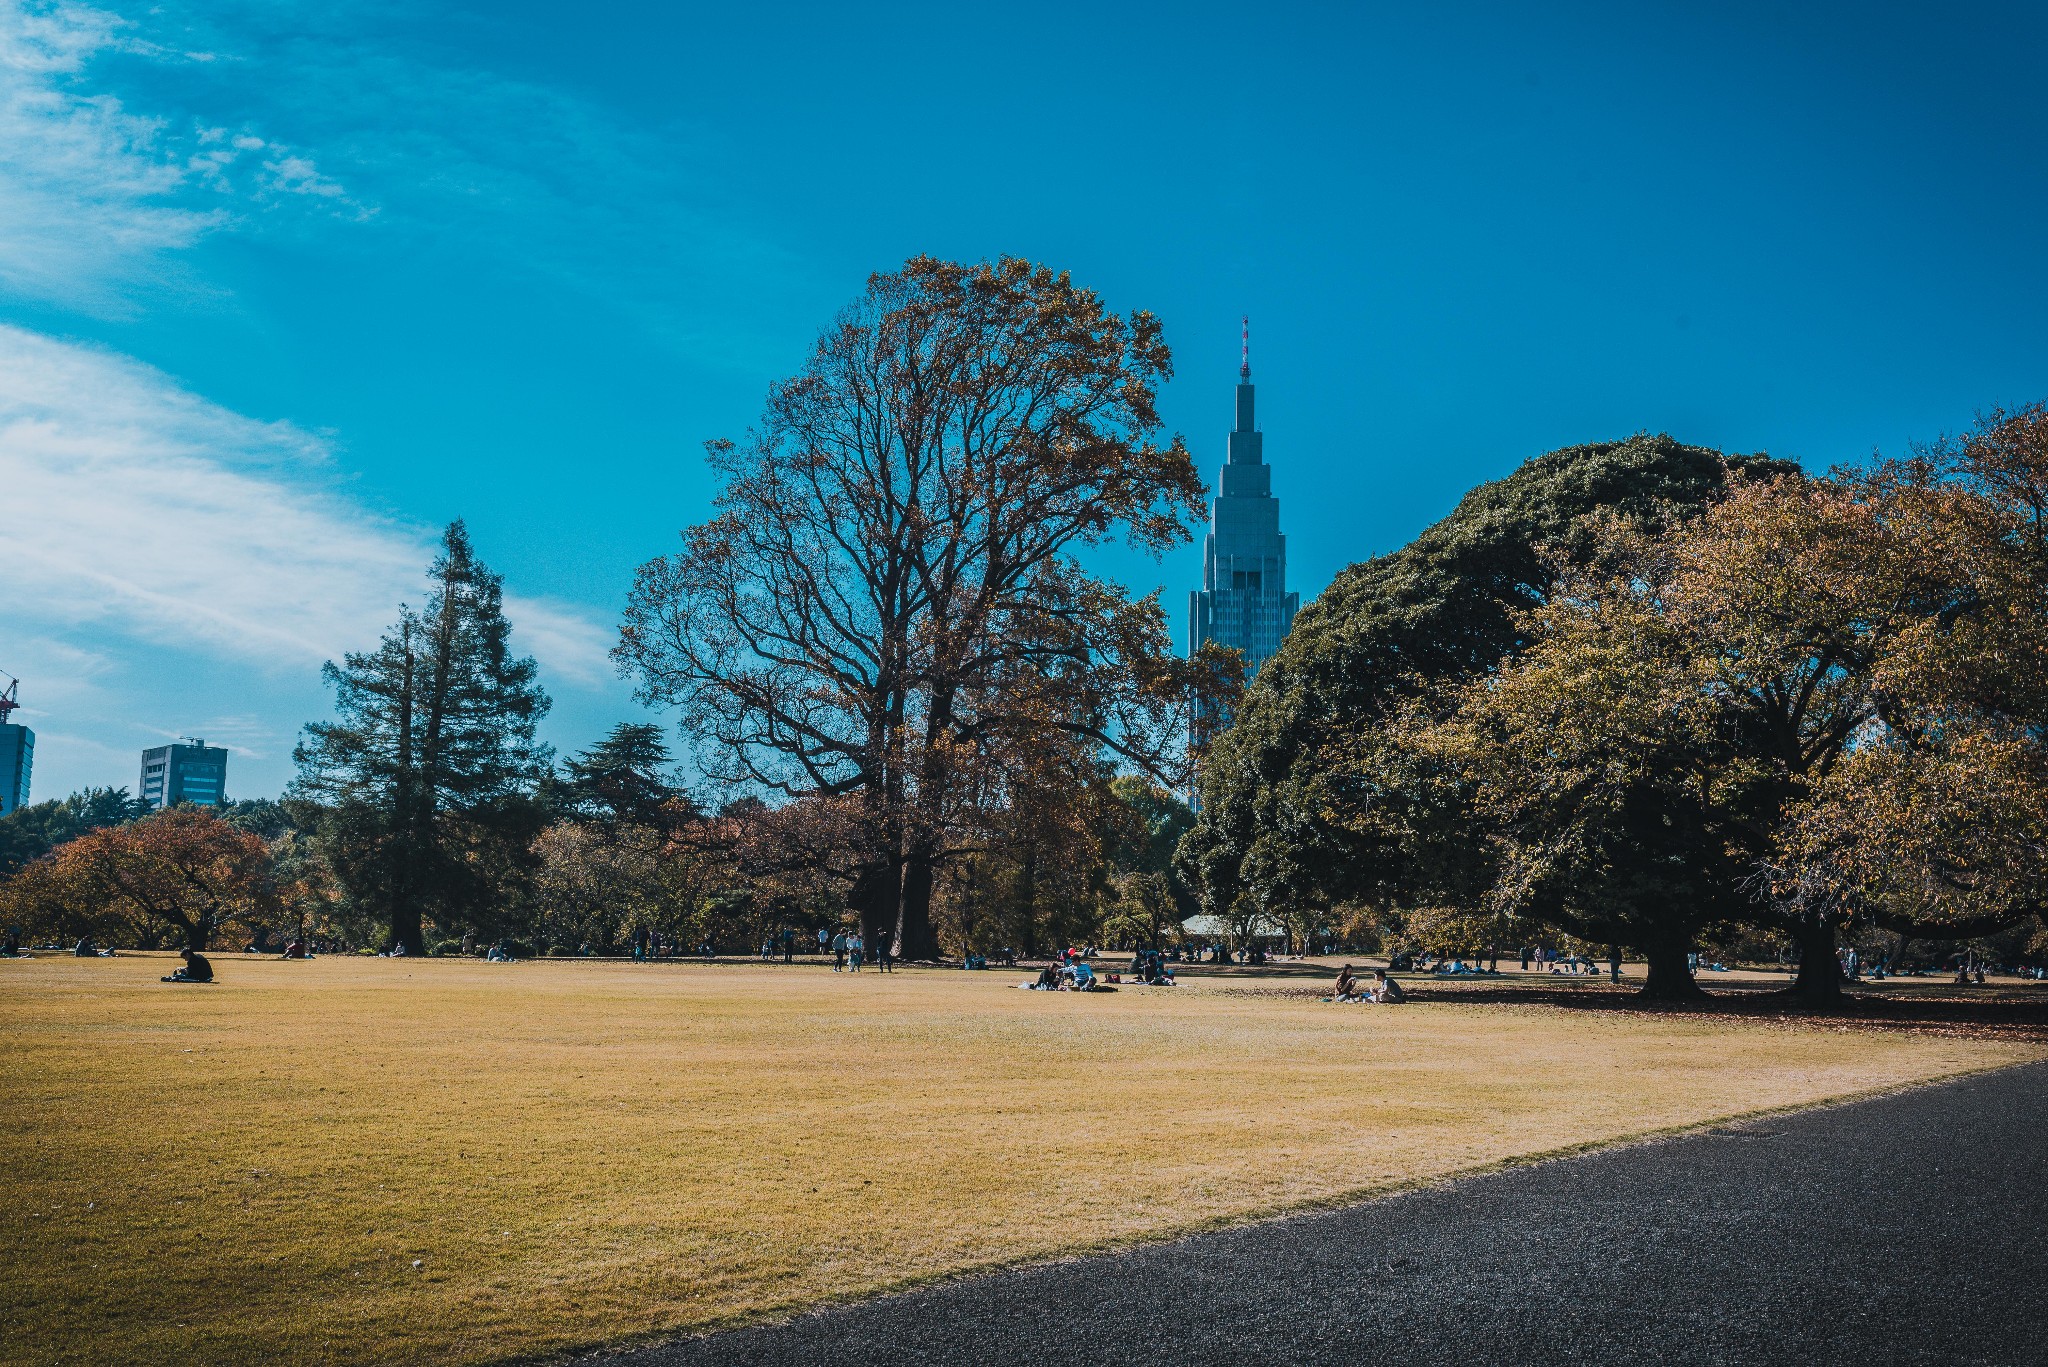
left=1382, top=408, right=2048, bottom=1002
left=1408, top=485, right=1909, bottom=999
left=1176, top=433, right=1793, bottom=961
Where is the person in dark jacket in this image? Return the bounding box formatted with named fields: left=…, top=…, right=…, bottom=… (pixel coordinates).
left=162, top=948, right=213, bottom=983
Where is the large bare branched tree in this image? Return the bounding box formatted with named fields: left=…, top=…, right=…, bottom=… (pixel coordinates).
left=617, top=256, right=1233, bottom=957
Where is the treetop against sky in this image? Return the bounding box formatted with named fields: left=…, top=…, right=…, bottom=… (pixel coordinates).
left=7, top=0, right=2048, bottom=800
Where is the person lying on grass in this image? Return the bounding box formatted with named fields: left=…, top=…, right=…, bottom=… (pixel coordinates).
left=162, top=948, right=213, bottom=984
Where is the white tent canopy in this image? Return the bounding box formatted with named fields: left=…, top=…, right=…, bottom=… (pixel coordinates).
left=1180, top=914, right=1287, bottom=940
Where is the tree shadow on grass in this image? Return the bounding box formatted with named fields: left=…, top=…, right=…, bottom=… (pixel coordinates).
left=1239, top=976, right=2048, bottom=1043
left=1437, top=983, right=2048, bottom=1042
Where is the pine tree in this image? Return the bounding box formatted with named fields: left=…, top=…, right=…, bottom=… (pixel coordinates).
left=293, top=522, right=552, bottom=953
left=557, top=723, right=692, bottom=831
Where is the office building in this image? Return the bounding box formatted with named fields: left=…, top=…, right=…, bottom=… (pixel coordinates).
left=140, top=740, right=229, bottom=810
left=0, top=722, right=30, bottom=816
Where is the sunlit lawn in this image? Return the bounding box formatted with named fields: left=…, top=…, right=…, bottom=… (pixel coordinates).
left=3, top=953, right=2036, bottom=1366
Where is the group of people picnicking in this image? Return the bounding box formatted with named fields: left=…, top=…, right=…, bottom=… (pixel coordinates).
left=1012, top=945, right=1176, bottom=992
left=1326, top=963, right=1407, bottom=1004
left=1019, top=948, right=1117, bottom=991
left=1124, top=947, right=1177, bottom=985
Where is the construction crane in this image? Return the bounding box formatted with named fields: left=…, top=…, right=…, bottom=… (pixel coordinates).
left=0, top=671, right=17, bottom=724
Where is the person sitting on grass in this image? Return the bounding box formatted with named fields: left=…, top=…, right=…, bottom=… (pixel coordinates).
left=282, top=939, right=307, bottom=959
left=1034, top=963, right=1061, bottom=990
left=162, top=948, right=213, bottom=984
left=1369, top=969, right=1406, bottom=1003
left=1332, top=964, right=1359, bottom=1001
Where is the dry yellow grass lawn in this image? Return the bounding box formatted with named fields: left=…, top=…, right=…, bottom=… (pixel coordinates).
left=3, top=954, right=2035, bottom=1366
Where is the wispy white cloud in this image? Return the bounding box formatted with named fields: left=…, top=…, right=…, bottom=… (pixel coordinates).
left=0, top=322, right=614, bottom=685
left=2, top=0, right=804, bottom=354
left=0, top=0, right=365, bottom=311
left=502, top=597, right=617, bottom=690
left=0, top=2, right=703, bottom=796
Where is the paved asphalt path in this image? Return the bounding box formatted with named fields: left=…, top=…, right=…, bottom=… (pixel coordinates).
left=600, top=1060, right=2048, bottom=1367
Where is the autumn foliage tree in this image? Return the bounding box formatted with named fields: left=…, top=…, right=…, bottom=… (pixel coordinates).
left=618, top=257, right=1230, bottom=958
left=1, top=807, right=280, bottom=950
left=1764, top=406, right=2048, bottom=972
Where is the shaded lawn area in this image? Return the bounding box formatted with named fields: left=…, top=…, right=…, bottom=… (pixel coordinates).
left=3, top=954, right=2037, bottom=1366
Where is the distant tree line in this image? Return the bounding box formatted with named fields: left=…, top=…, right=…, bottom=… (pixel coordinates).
left=0, top=740, right=1196, bottom=960
left=0, top=505, right=1199, bottom=960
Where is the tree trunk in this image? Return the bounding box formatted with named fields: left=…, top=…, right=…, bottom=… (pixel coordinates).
left=896, top=846, right=942, bottom=960
left=1016, top=838, right=1039, bottom=958
left=1787, top=919, right=1844, bottom=1006
left=850, top=862, right=890, bottom=953
left=389, top=899, right=425, bottom=957
left=1639, top=939, right=1706, bottom=1000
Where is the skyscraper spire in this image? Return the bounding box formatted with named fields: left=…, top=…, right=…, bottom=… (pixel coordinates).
left=1193, top=318, right=1298, bottom=756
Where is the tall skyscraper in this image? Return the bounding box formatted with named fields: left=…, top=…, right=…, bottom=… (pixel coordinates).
left=1190, top=321, right=1300, bottom=702
left=139, top=740, right=229, bottom=810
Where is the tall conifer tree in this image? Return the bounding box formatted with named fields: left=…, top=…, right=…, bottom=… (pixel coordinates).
left=556, top=723, right=692, bottom=832
left=294, top=522, right=552, bottom=953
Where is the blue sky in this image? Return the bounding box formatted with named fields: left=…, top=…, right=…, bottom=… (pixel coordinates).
left=6, top=0, right=2048, bottom=801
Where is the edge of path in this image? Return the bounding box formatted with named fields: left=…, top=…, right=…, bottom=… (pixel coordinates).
left=521, top=1050, right=2048, bottom=1367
